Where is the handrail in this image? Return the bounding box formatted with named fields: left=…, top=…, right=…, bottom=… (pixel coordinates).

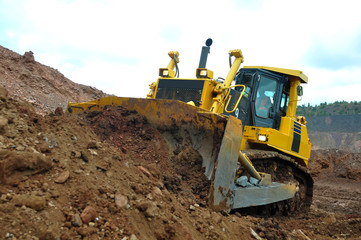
left=224, top=84, right=246, bottom=113
left=210, top=49, right=244, bottom=114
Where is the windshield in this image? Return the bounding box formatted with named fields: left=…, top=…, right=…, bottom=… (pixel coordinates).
left=255, top=75, right=277, bottom=118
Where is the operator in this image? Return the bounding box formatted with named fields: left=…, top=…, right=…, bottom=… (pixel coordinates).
left=256, top=91, right=272, bottom=117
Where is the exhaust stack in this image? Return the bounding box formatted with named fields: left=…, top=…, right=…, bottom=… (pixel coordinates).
left=198, top=38, right=213, bottom=68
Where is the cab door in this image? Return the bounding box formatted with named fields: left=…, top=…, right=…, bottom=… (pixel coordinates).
left=252, top=74, right=279, bottom=128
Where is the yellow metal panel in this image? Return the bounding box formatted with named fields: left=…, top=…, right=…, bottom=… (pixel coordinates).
left=241, top=123, right=311, bottom=166
left=200, top=79, right=217, bottom=110
left=278, top=117, right=292, bottom=135
left=243, top=66, right=308, bottom=83
left=286, top=77, right=300, bottom=117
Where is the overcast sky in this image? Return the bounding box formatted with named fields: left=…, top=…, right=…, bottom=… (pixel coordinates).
left=1, top=0, right=361, bottom=106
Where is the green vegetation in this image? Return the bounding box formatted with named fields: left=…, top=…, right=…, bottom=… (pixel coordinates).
left=297, top=101, right=361, bottom=117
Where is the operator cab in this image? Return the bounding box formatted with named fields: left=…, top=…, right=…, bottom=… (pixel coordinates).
left=226, top=67, right=290, bottom=130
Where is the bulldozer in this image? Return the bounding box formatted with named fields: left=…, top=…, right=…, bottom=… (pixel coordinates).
left=67, top=39, right=313, bottom=214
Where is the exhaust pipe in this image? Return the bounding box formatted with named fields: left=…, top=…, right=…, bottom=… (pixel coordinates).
left=198, top=38, right=213, bottom=68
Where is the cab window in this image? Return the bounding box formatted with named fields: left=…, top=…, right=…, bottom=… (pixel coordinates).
left=237, top=73, right=253, bottom=98
left=255, top=76, right=277, bottom=118
left=241, top=74, right=253, bottom=98
left=279, top=83, right=290, bottom=116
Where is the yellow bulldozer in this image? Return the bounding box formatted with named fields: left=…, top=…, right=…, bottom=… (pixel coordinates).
left=68, top=39, right=313, bottom=214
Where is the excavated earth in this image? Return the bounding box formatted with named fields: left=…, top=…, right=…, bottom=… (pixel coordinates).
left=0, top=46, right=106, bottom=116
left=0, top=46, right=361, bottom=240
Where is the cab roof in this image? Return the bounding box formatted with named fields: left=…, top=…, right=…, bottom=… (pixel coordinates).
left=243, top=66, right=308, bottom=84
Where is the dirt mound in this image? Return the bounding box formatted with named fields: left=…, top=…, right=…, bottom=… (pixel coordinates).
left=0, top=86, right=250, bottom=239
left=0, top=45, right=107, bottom=115
left=308, top=149, right=361, bottom=215
left=309, top=149, right=361, bottom=181
left=170, top=144, right=210, bottom=206
left=83, top=106, right=211, bottom=207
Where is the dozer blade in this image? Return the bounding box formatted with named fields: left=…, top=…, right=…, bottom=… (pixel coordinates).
left=209, top=115, right=298, bottom=212
left=68, top=97, right=227, bottom=180
left=68, top=97, right=297, bottom=212
left=209, top=115, right=243, bottom=211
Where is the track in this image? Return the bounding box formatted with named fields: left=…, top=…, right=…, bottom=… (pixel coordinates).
left=238, top=150, right=314, bottom=216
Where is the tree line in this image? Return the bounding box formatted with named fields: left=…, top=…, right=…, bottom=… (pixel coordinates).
left=297, top=101, right=361, bottom=117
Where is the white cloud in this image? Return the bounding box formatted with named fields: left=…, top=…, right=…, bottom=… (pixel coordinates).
left=1, top=0, right=361, bottom=105
left=67, top=60, right=155, bottom=98
left=303, top=66, right=361, bottom=105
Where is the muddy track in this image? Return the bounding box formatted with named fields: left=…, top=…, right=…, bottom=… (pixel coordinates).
left=240, top=150, right=313, bottom=216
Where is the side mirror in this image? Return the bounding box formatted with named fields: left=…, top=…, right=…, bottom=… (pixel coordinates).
left=297, top=85, right=303, bottom=96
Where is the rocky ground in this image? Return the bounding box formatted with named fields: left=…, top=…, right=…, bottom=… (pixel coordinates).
left=0, top=46, right=106, bottom=116
left=0, top=46, right=361, bottom=239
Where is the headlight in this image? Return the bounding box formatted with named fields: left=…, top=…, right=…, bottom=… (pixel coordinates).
left=196, top=68, right=213, bottom=79
left=258, top=135, right=267, bottom=142
left=200, top=70, right=207, bottom=77
left=159, top=68, right=175, bottom=77
left=162, top=70, right=169, bottom=76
